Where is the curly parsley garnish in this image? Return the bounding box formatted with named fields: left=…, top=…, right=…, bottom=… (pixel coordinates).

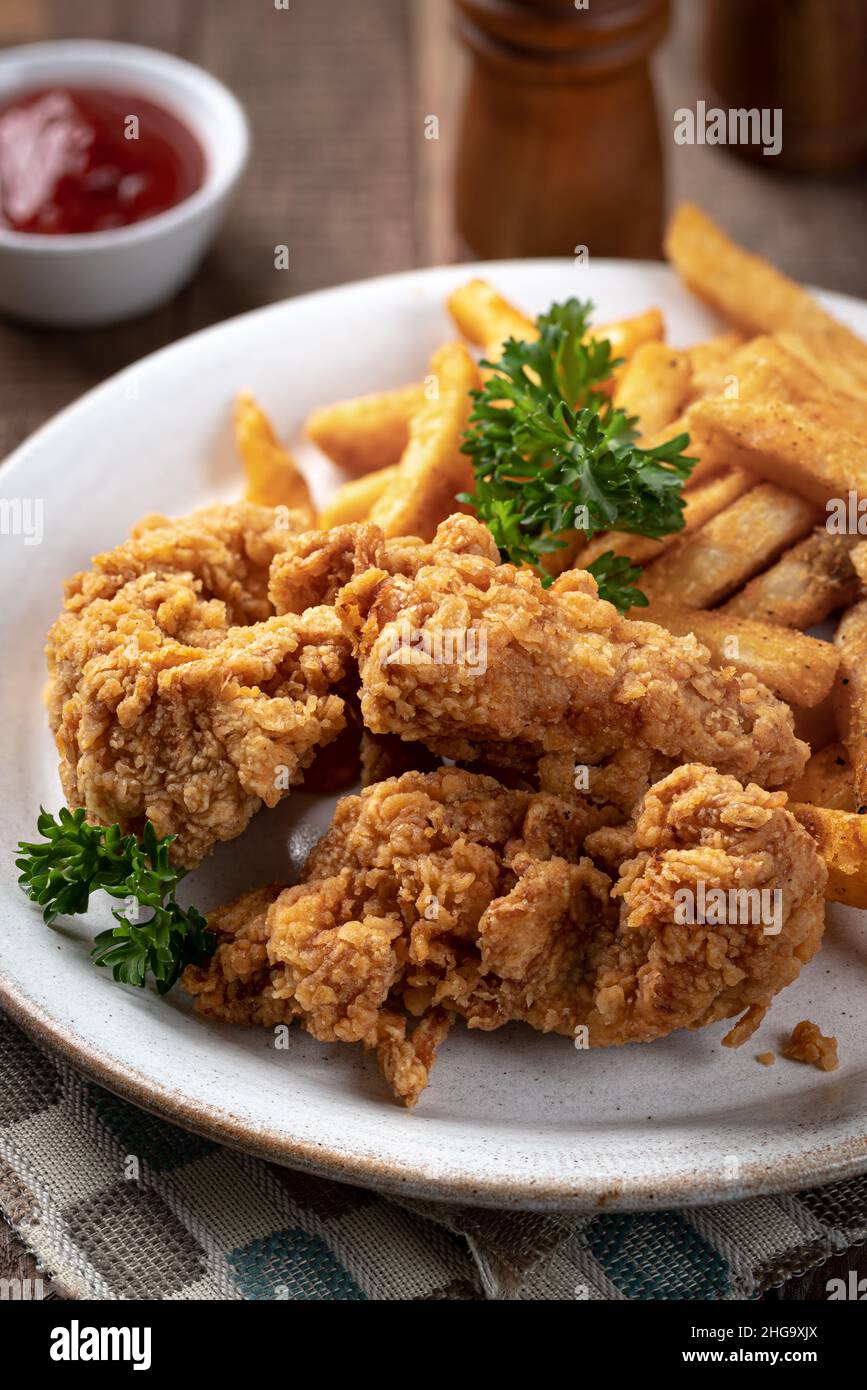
left=459, top=298, right=695, bottom=609
left=16, top=809, right=213, bottom=994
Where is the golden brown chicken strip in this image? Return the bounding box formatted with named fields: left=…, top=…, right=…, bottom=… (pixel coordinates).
left=331, top=513, right=808, bottom=788
left=47, top=503, right=350, bottom=867
left=184, top=764, right=825, bottom=1105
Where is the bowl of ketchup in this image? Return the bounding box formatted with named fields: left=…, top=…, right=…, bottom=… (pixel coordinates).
left=0, top=41, right=249, bottom=327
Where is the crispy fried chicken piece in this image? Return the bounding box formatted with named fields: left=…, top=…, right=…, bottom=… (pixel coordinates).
left=183, top=764, right=825, bottom=1105
left=537, top=747, right=678, bottom=816
left=182, top=884, right=287, bottom=1026
left=267, top=515, right=493, bottom=616
left=580, top=764, right=826, bottom=1047
left=333, top=513, right=808, bottom=788
left=47, top=503, right=350, bottom=866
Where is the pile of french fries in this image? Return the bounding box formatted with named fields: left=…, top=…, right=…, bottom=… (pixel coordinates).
left=233, top=202, right=867, bottom=911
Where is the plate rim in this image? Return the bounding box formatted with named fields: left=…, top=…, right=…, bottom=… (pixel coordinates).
left=4, top=255, right=867, bottom=1212
left=4, top=975, right=867, bottom=1212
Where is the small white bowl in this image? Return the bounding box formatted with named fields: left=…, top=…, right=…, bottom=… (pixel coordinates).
left=0, top=41, right=250, bottom=327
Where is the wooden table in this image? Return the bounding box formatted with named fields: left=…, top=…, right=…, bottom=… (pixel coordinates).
left=1, top=0, right=865, bottom=1301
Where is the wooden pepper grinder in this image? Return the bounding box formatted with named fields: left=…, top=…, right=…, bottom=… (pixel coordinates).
left=453, top=0, right=671, bottom=260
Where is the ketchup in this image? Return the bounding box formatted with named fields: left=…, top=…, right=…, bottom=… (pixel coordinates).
left=0, top=86, right=205, bottom=234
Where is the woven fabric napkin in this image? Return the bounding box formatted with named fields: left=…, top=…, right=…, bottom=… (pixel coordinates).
left=1, top=1011, right=865, bottom=1301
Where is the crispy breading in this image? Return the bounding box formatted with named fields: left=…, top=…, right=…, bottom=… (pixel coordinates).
left=47, top=504, right=350, bottom=867
left=782, top=1020, right=839, bottom=1072
left=184, top=764, right=826, bottom=1105
left=583, top=765, right=826, bottom=1048
left=334, top=513, right=808, bottom=787
left=182, top=885, right=288, bottom=1026
left=537, top=747, right=677, bottom=816
left=267, top=515, right=493, bottom=616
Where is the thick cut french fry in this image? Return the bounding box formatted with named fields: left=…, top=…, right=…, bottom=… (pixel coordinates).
left=784, top=743, right=856, bottom=813
left=683, top=399, right=867, bottom=507
left=776, top=332, right=867, bottom=407
left=575, top=467, right=752, bottom=569
left=235, top=392, right=314, bottom=522
left=722, top=530, right=860, bottom=628
left=834, top=600, right=867, bottom=812
left=665, top=203, right=867, bottom=389
left=729, top=335, right=867, bottom=438
left=447, top=280, right=537, bottom=353
left=685, top=331, right=745, bottom=400
left=317, top=464, right=400, bottom=529
left=540, top=533, right=583, bottom=578
left=792, top=695, right=837, bottom=754
left=641, top=600, right=839, bottom=709
left=642, top=405, right=727, bottom=489
left=599, top=307, right=664, bottom=363
left=447, top=280, right=664, bottom=391
left=306, top=383, right=426, bottom=477
left=613, top=342, right=692, bottom=440
left=640, top=484, right=819, bottom=608
left=674, top=340, right=867, bottom=491
left=369, top=342, right=480, bottom=540
left=790, top=803, right=867, bottom=908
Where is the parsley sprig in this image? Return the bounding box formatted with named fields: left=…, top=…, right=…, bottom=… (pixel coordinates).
left=16, top=808, right=214, bottom=994
left=459, top=298, right=695, bottom=609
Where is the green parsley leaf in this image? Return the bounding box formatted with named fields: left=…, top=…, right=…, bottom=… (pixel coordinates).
left=16, top=809, right=214, bottom=995
left=459, top=298, right=696, bottom=609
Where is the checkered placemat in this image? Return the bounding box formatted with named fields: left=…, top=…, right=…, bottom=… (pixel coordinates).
left=1, top=1011, right=865, bottom=1300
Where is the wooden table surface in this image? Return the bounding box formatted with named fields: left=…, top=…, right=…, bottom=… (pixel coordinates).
left=1, top=0, right=866, bottom=1301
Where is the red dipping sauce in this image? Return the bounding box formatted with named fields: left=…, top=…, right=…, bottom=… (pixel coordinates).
left=0, top=86, right=205, bottom=234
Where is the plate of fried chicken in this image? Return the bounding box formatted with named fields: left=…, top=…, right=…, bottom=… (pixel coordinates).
left=3, top=225, right=867, bottom=1209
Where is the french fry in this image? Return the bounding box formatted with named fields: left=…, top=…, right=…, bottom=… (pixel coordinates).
left=792, top=695, right=837, bottom=754
left=665, top=203, right=867, bottom=390
left=369, top=341, right=480, bottom=539
left=575, top=467, right=752, bottom=569
left=640, top=484, right=820, bottom=608
left=306, top=382, right=426, bottom=477
left=683, top=399, right=867, bottom=508
left=599, top=307, right=664, bottom=364
left=640, top=600, right=839, bottom=708
left=613, top=342, right=692, bottom=441
left=670, top=337, right=867, bottom=490
left=447, top=279, right=536, bottom=355
left=641, top=406, right=726, bottom=489
left=777, top=331, right=867, bottom=408
left=540, top=533, right=583, bottom=578
left=790, top=803, right=867, bottom=908
left=317, top=464, right=399, bottom=529
left=730, top=335, right=867, bottom=437
left=722, top=530, right=860, bottom=628
left=235, top=392, right=314, bottom=522
left=685, top=331, right=745, bottom=400
left=784, top=743, right=856, bottom=813
left=447, top=280, right=664, bottom=391
left=834, top=599, right=867, bottom=811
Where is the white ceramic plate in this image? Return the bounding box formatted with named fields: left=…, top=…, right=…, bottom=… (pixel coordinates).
left=2, top=260, right=866, bottom=1212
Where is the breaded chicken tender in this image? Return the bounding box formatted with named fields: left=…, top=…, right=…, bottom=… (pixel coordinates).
left=580, top=764, right=826, bottom=1047
left=332, top=515, right=808, bottom=788
left=47, top=503, right=350, bottom=866
left=183, top=764, right=825, bottom=1105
